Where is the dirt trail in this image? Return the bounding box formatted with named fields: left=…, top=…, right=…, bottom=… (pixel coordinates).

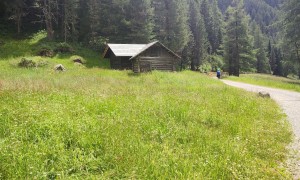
left=222, top=80, right=300, bottom=179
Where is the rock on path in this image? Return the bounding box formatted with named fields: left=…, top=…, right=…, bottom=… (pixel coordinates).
left=222, top=80, right=300, bottom=179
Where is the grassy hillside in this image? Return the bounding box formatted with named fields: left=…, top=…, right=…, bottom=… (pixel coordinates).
left=0, top=31, right=109, bottom=69
left=226, top=74, right=300, bottom=92
left=0, top=34, right=292, bottom=179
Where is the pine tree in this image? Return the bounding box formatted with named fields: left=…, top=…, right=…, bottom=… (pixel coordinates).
left=282, top=0, right=300, bottom=78
left=126, top=0, right=154, bottom=43
left=200, top=0, right=214, bottom=54
left=153, top=0, right=190, bottom=52
left=4, top=0, right=25, bottom=34
left=224, top=0, right=255, bottom=76
left=88, top=0, right=101, bottom=37
left=77, top=0, right=89, bottom=41
left=60, top=0, right=78, bottom=42
left=253, top=24, right=269, bottom=73
left=36, top=0, right=59, bottom=40
left=211, top=0, right=223, bottom=54
left=187, top=0, right=208, bottom=70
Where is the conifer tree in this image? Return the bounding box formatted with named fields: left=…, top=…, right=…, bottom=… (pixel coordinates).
left=253, top=24, right=269, bottom=73
left=211, top=0, right=223, bottom=53
left=153, top=0, right=190, bottom=52
left=224, top=0, right=255, bottom=76
left=4, top=0, right=25, bottom=34
left=126, top=0, right=154, bottom=43
left=187, top=0, right=208, bottom=70
left=34, top=0, right=57, bottom=40
left=77, top=0, right=89, bottom=41
left=61, top=0, right=78, bottom=42
left=282, top=0, right=300, bottom=78
left=200, top=0, right=214, bottom=54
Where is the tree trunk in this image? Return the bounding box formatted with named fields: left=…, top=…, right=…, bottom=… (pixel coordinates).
left=295, top=42, right=300, bottom=79
left=164, top=0, right=170, bottom=46
left=43, top=0, right=54, bottom=40
left=233, top=10, right=240, bottom=77
left=191, top=59, right=196, bottom=71
left=17, top=9, right=21, bottom=34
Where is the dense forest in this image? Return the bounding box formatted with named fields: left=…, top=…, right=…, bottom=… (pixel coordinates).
left=0, top=0, right=299, bottom=78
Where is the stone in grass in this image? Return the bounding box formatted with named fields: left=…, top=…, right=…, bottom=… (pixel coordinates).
left=54, top=64, right=66, bottom=72
left=73, top=58, right=84, bottom=64
left=258, top=91, right=270, bottom=98
left=70, top=55, right=86, bottom=64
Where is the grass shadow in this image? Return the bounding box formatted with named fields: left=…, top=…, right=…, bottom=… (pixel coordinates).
left=127, top=72, right=141, bottom=77
left=287, top=81, right=300, bottom=86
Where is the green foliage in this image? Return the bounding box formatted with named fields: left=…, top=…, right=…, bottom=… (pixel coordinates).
left=252, top=24, right=269, bottom=73
left=198, top=62, right=212, bottom=73
left=29, top=30, right=48, bottom=45
left=126, top=0, right=154, bottom=43
left=37, top=45, right=55, bottom=57
left=224, top=0, right=255, bottom=76
left=186, top=0, right=209, bottom=70
left=1, top=0, right=292, bottom=76
left=87, top=36, right=108, bottom=51
left=282, top=0, right=300, bottom=78
left=16, top=57, right=48, bottom=68
left=54, top=42, right=74, bottom=53
left=200, top=0, right=222, bottom=54
left=153, top=0, right=190, bottom=52
left=17, top=57, right=36, bottom=68
left=208, top=54, right=225, bottom=71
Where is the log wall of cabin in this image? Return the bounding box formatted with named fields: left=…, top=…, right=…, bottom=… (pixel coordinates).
left=110, top=54, right=132, bottom=70
left=133, top=45, right=177, bottom=73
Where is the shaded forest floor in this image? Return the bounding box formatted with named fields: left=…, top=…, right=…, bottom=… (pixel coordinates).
left=0, top=33, right=293, bottom=179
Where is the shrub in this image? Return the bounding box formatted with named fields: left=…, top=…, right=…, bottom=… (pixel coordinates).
left=88, top=36, right=108, bottom=51
left=37, top=45, right=54, bottom=57
left=207, top=55, right=225, bottom=71
left=17, top=57, right=48, bottom=68
left=18, top=58, right=36, bottom=68
left=36, top=59, right=49, bottom=67
left=18, top=58, right=35, bottom=68
left=199, top=63, right=212, bottom=73
left=55, top=42, right=74, bottom=53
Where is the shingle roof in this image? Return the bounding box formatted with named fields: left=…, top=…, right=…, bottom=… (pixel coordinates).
left=103, top=41, right=181, bottom=59
left=105, top=44, right=147, bottom=57
left=130, top=41, right=181, bottom=60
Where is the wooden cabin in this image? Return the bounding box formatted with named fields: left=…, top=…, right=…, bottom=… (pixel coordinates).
left=103, top=41, right=181, bottom=73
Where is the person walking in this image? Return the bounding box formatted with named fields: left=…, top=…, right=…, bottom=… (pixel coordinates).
left=217, top=68, right=221, bottom=79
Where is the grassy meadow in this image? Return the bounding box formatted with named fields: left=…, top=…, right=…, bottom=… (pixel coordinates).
left=0, top=33, right=293, bottom=179
left=226, top=74, right=300, bottom=92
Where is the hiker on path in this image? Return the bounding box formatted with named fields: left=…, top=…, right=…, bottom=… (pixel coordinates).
left=217, top=68, right=221, bottom=79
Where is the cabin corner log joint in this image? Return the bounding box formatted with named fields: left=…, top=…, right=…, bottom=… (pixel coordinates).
left=103, top=41, right=181, bottom=73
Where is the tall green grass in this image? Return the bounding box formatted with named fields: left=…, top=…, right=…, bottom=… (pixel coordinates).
left=0, top=34, right=292, bottom=179
left=0, top=69, right=292, bottom=179
left=226, top=74, right=300, bottom=92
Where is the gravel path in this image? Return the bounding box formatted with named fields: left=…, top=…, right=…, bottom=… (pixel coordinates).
left=222, top=80, right=300, bottom=179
